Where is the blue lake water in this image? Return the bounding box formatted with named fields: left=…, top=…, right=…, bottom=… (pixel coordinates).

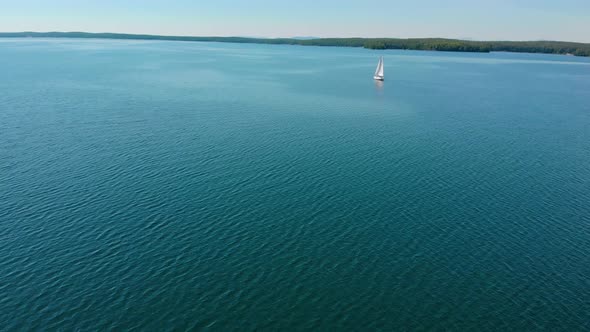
left=1, top=38, right=589, bottom=330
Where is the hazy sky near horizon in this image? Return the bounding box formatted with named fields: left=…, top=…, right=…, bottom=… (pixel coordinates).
left=2, top=0, right=589, bottom=42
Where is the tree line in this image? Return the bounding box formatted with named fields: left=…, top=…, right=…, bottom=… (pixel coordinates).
left=2, top=32, right=589, bottom=57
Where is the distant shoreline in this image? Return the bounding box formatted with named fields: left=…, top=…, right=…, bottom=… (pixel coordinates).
left=1, top=32, right=589, bottom=57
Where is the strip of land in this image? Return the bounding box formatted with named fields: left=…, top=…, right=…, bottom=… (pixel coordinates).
left=2, top=32, right=589, bottom=57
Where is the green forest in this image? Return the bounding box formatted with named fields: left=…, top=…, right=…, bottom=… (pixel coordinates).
left=2, top=32, right=589, bottom=57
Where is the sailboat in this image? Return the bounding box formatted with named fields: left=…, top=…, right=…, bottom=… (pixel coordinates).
left=373, top=56, right=384, bottom=81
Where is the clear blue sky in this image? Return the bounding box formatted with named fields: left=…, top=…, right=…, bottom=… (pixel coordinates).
left=2, top=0, right=589, bottom=42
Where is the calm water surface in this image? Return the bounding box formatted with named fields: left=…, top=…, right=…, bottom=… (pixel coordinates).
left=1, top=39, right=590, bottom=330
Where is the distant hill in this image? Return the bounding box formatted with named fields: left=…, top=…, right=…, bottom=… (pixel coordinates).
left=291, top=36, right=320, bottom=40
left=1, top=31, right=589, bottom=57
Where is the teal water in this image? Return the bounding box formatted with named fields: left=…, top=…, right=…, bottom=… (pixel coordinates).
left=1, top=38, right=590, bottom=330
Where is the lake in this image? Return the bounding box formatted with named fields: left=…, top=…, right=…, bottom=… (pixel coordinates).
left=1, top=38, right=589, bottom=330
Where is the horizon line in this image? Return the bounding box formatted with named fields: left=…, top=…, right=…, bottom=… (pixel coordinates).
left=1, top=31, right=589, bottom=44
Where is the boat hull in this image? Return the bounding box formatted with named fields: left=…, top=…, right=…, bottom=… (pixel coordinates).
left=373, top=75, right=384, bottom=81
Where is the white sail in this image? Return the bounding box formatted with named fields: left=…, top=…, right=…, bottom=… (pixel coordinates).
left=374, top=56, right=384, bottom=80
